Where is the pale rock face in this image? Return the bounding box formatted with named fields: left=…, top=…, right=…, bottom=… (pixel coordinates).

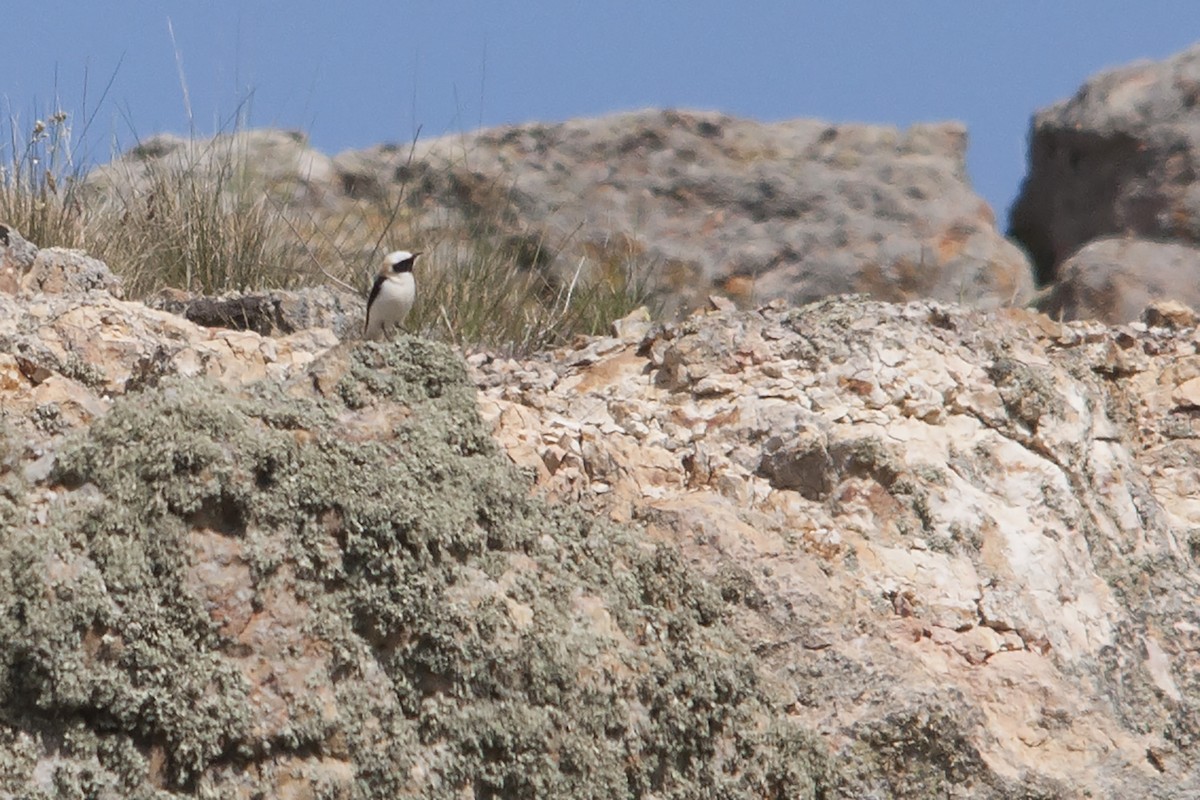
left=0, top=286, right=337, bottom=438
left=82, top=112, right=1036, bottom=318
left=3, top=224, right=1200, bottom=794
left=87, top=129, right=338, bottom=208
left=21, top=247, right=124, bottom=297
left=473, top=298, right=1200, bottom=795
left=1012, top=42, right=1200, bottom=283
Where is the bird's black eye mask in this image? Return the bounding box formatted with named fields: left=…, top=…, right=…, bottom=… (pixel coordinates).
left=392, top=256, right=417, bottom=274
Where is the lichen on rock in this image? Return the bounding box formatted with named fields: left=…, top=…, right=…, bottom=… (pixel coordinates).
left=0, top=336, right=835, bottom=797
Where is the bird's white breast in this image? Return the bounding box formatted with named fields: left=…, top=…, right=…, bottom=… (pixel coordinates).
left=365, top=273, right=416, bottom=339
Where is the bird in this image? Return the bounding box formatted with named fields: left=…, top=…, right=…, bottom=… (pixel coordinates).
left=364, top=249, right=420, bottom=340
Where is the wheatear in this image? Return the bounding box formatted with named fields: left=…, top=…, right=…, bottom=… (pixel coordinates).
left=364, top=250, right=419, bottom=340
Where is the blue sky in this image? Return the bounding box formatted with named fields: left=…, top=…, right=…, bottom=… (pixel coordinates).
left=6, top=3, right=1200, bottom=221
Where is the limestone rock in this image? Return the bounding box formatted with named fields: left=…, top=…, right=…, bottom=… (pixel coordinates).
left=1143, top=298, right=1200, bottom=329
left=87, top=128, right=338, bottom=208
left=149, top=285, right=362, bottom=339
left=0, top=225, right=122, bottom=298
left=83, top=112, right=1034, bottom=317
left=1011, top=42, right=1200, bottom=283
left=0, top=290, right=336, bottom=442
left=21, top=246, right=123, bottom=297
left=0, top=224, right=39, bottom=294
left=5, top=246, right=1200, bottom=794
left=475, top=297, right=1200, bottom=797
left=0, top=324, right=842, bottom=798
left=1038, top=236, right=1200, bottom=324
left=334, top=110, right=1034, bottom=314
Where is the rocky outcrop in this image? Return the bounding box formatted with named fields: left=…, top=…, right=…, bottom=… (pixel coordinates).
left=1038, top=236, right=1200, bottom=324
left=475, top=297, right=1200, bottom=798
left=85, top=129, right=339, bottom=209
left=2, top=229, right=1197, bottom=795
left=0, top=224, right=39, bottom=293
left=0, top=239, right=847, bottom=796
left=338, top=109, right=1034, bottom=315
left=149, top=286, right=363, bottom=339
left=14, top=286, right=1184, bottom=797
left=0, top=225, right=122, bottom=298
left=4, top=346, right=847, bottom=798
left=87, top=111, right=1034, bottom=316
left=0, top=228, right=339, bottom=487
left=13, top=287, right=1185, bottom=797
left=1010, top=42, right=1200, bottom=286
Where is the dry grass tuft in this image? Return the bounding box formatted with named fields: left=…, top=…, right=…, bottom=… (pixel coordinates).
left=409, top=232, right=653, bottom=354
left=86, top=136, right=309, bottom=296
left=0, top=111, right=88, bottom=252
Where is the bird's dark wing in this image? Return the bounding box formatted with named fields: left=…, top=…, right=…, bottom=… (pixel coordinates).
left=365, top=275, right=387, bottom=329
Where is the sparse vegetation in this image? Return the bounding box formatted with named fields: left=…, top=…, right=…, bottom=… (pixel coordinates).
left=0, top=110, right=654, bottom=354
left=0, top=111, right=88, bottom=252
left=408, top=231, right=654, bottom=353
left=86, top=134, right=310, bottom=296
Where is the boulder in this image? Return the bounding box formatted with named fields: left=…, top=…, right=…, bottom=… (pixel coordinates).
left=0, top=288, right=838, bottom=797
left=149, top=285, right=362, bottom=339
left=86, top=128, right=339, bottom=209
left=336, top=109, right=1035, bottom=314
left=21, top=246, right=123, bottom=297
left=0, top=226, right=123, bottom=298
left=0, top=224, right=40, bottom=294
left=82, top=113, right=1036, bottom=317
left=4, top=270, right=1200, bottom=794
left=1011, top=43, right=1200, bottom=283
left=1038, top=236, right=1200, bottom=324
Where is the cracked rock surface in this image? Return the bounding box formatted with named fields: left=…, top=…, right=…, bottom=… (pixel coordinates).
left=475, top=297, right=1200, bottom=796
left=1, top=227, right=1198, bottom=796
left=0, top=249, right=842, bottom=797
